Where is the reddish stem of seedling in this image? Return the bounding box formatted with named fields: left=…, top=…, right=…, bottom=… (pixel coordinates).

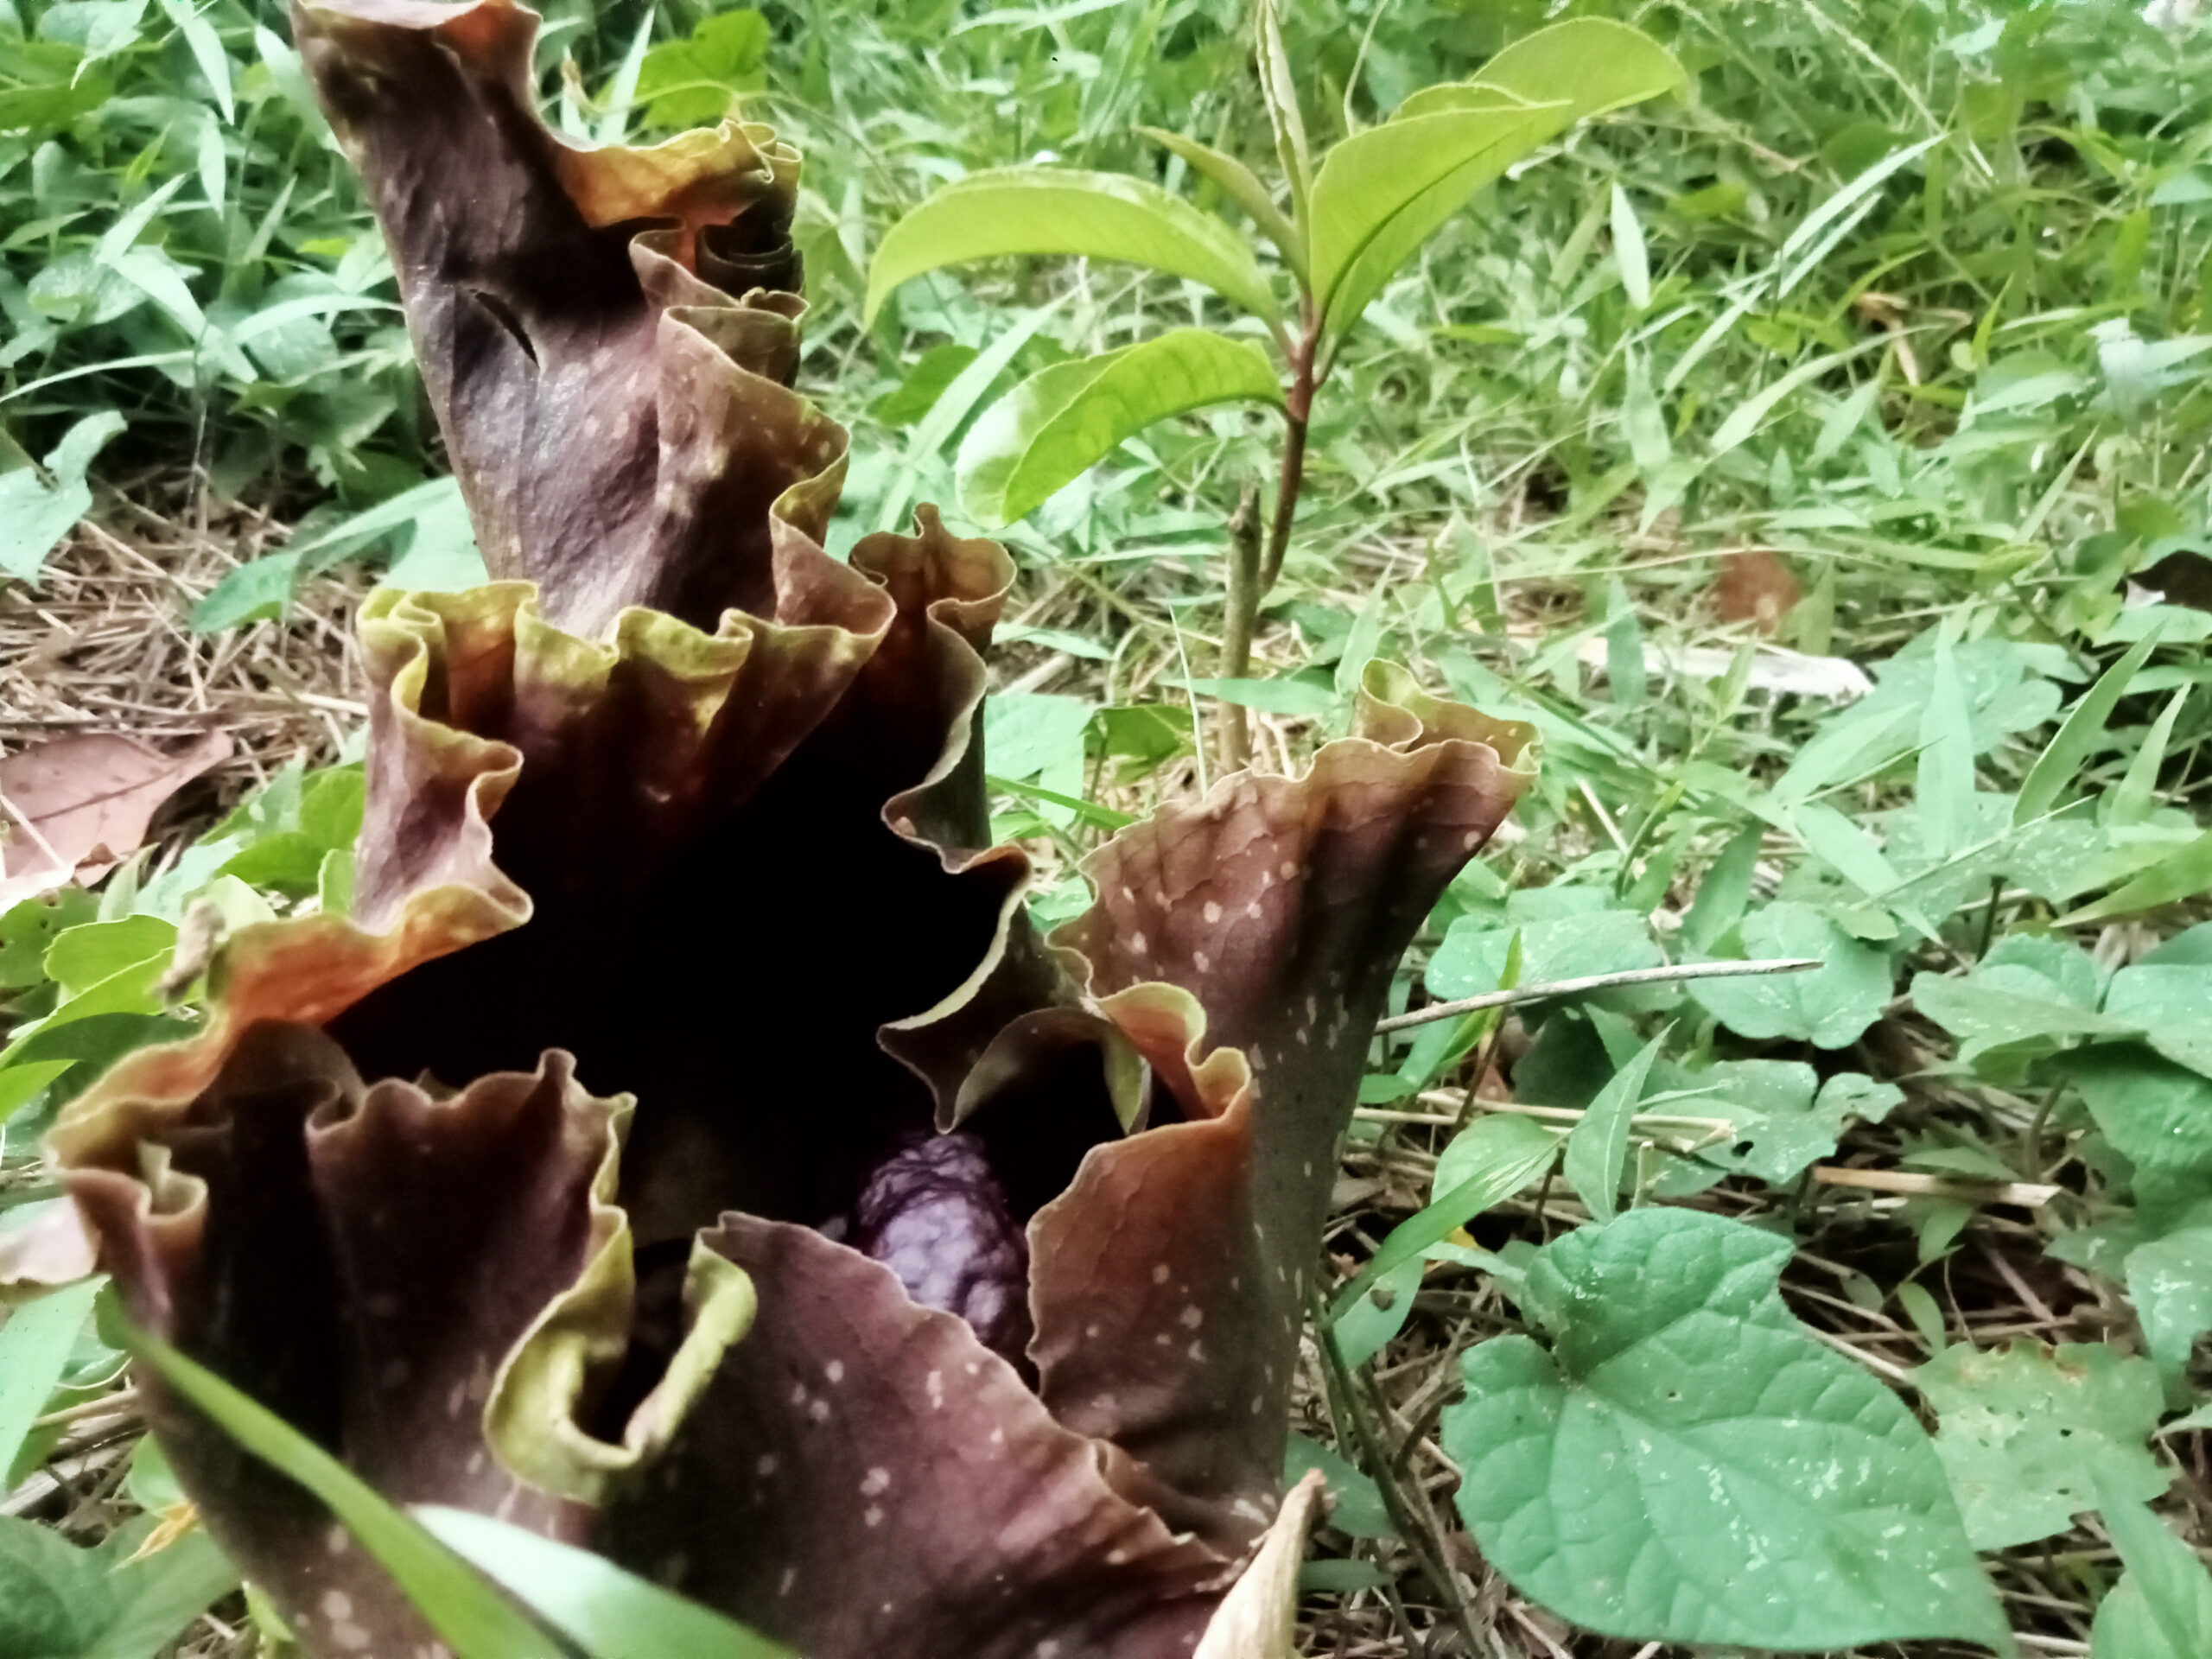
left=1220, top=313, right=1319, bottom=771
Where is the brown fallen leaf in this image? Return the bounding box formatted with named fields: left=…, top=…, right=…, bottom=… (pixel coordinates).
left=1713, top=550, right=1802, bottom=635
left=0, top=729, right=231, bottom=906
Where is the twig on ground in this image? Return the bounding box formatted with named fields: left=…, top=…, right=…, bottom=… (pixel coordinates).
left=1810, top=1166, right=2061, bottom=1207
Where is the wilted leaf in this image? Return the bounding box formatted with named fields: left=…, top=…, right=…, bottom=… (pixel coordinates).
left=957, top=331, right=1281, bottom=526
left=1713, top=550, right=1802, bottom=633
left=1916, top=1340, right=2168, bottom=1550
left=0, top=730, right=231, bottom=907
left=1445, top=1208, right=2007, bottom=1651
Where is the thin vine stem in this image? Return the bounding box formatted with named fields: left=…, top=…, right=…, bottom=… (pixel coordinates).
left=1374, top=957, right=1822, bottom=1033
left=1217, top=309, right=1319, bottom=770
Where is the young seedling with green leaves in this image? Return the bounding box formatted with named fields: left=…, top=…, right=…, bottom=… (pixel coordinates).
left=865, top=4, right=1683, bottom=763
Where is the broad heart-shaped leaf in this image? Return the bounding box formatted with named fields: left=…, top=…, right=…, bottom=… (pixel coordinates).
left=1313, top=18, right=1683, bottom=336
left=2123, top=1227, right=2212, bottom=1402
left=1688, top=901, right=1892, bottom=1048
left=2091, top=1473, right=2212, bottom=1659
left=1911, top=936, right=2136, bottom=1079
left=957, top=330, right=1282, bottom=527
left=1646, top=1058, right=1901, bottom=1186
left=865, top=167, right=1280, bottom=326
left=0, top=1512, right=238, bottom=1659
left=2103, top=963, right=2212, bottom=1077
left=1444, top=1208, right=2007, bottom=1653
left=2058, top=1043, right=2212, bottom=1179
left=1914, top=1340, right=2168, bottom=1551
left=1427, top=907, right=1662, bottom=1000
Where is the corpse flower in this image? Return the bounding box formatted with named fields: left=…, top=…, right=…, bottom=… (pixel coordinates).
left=45, top=3, right=1539, bottom=1653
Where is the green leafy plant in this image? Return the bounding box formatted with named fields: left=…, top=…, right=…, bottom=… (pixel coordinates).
left=866, top=5, right=1682, bottom=762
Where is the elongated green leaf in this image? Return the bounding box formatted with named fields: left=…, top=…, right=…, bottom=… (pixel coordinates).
left=865, top=168, right=1278, bottom=324
left=2112, top=685, right=2190, bottom=829
left=159, top=0, right=232, bottom=123
left=1327, top=1113, right=1559, bottom=1321
left=124, top=1325, right=562, bottom=1659
left=2092, top=1472, right=2212, bottom=1659
left=1283, top=1433, right=1394, bottom=1539
left=957, top=329, right=1281, bottom=525
left=416, top=1508, right=796, bottom=1659
left=1314, top=20, right=1683, bottom=334
left=1255, top=0, right=1311, bottom=229
left=1399, top=17, right=1688, bottom=124
left=877, top=295, right=1069, bottom=533
left=1308, top=96, right=1560, bottom=327
left=1327, top=1254, right=1424, bottom=1370
left=1170, top=677, right=1335, bottom=716
left=2014, top=630, right=2164, bottom=827
left=1446, top=1208, right=2009, bottom=1652
left=2061, top=830, right=2212, bottom=925
left=1138, top=127, right=1305, bottom=283
left=1916, top=625, right=1975, bottom=862
left=1562, top=1033, right=1663, bottom=1224
left=0, top=1277, right=100, bottom=1479
left=1776, top=137, right=1942, bottom=297
left=1709, top=340, right=1885, bottom=458
left=1610, top=183, right=1649, bottom=309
